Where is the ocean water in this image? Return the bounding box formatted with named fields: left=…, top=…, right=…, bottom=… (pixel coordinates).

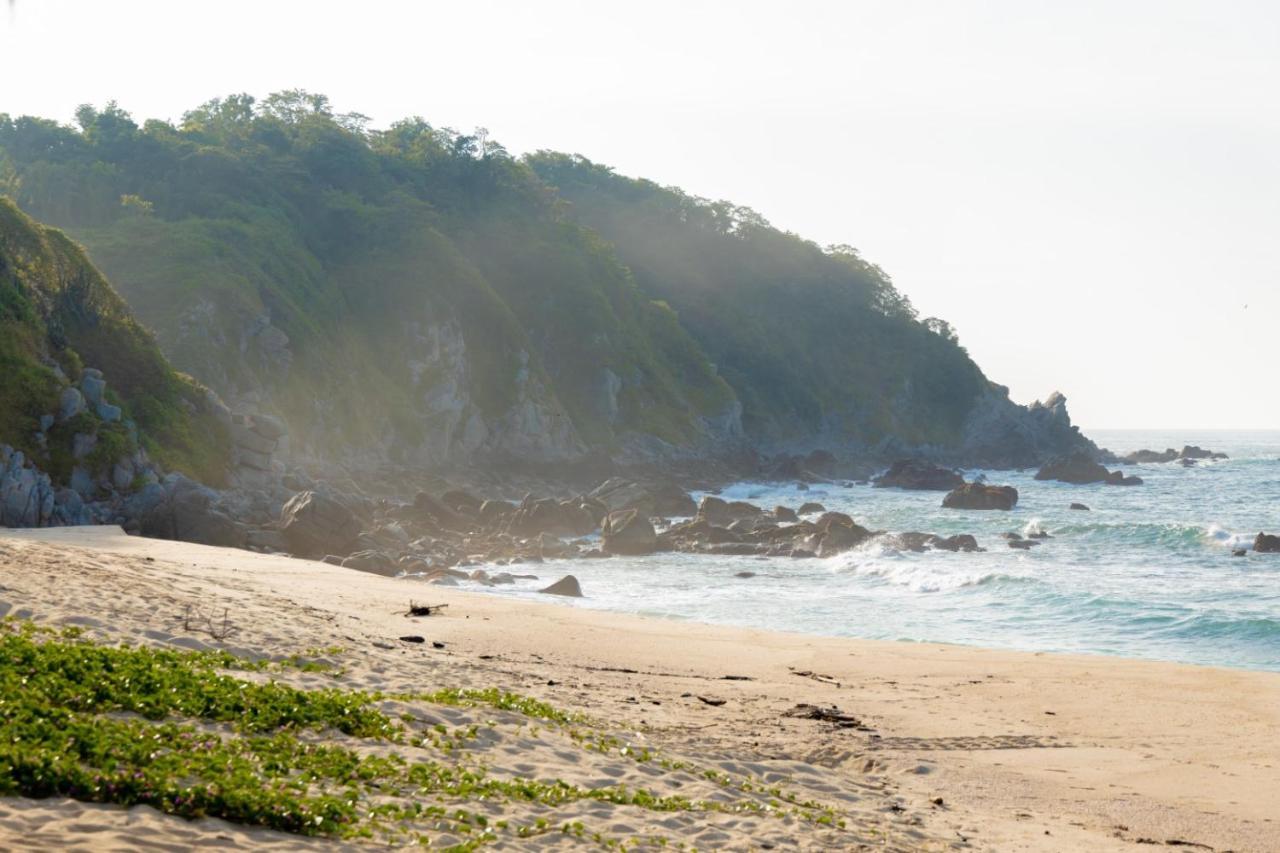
left=477, top=431, right=1280, bottom=671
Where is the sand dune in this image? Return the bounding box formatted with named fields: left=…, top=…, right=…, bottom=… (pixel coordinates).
left=1, top=526, right=1278, bottom=850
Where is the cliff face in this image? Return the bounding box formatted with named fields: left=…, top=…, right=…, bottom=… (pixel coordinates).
left=1, top=98, right=1088, bottom=474
left=0, top=197, right=230, bottom=523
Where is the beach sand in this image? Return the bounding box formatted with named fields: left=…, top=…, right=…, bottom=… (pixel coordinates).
left=1, top=526, right=1277, bottom=851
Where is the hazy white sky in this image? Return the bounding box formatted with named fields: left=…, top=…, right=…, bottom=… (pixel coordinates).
left=3, top=0, right=1277, bottom=429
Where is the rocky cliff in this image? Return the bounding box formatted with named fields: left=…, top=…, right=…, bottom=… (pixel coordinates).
left=0, top=196, right=231, bottom=524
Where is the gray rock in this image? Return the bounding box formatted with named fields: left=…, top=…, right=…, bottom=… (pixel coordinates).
left=139, top=476, right=246, bottom=549
left=111, top=460, right=136, bottom=491
left=96, top=402, right=122, bottom=423
left=942, top=483, right=1019, bottom=511
left=72, top=432, right=97, bottom=460
left=601, top=508, right=657, bottom=555
left=341, top=550, right=399, bottom=576
left=80, top=375, right=107, bottom=406
left=250, top=413, right=288, bottom=440
left=39, top=414, right=55, bottom=432
left=589, top=478, right=696, bottom=517
left=232, top=424, right=278, bottom=455
left=69, top=466, right=95, bottom=498
left=539, top=575, right=583, bottom=597
left=873, top=460, right=964, bottom=491
left=279, top=490, right=362, bottom=558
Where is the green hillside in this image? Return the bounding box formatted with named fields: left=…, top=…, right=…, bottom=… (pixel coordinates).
left=0, top=93, right=997, bottom=464
left=527, top=153, right=989, bottom=447
left=0, top=197, right=229, bottom=485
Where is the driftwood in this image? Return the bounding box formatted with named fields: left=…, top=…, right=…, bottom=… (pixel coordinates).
left=788, top=667, right=841, bottom=687
left=405, top=601, right=449, bottom=617
left=784, top=703, right=866, bottom=729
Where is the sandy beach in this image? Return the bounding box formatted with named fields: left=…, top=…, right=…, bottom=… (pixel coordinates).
left=1, top=526, right=1277, bottom=851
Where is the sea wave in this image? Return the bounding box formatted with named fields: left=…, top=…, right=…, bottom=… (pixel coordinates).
left=825, top=543, right=1035, bottom=593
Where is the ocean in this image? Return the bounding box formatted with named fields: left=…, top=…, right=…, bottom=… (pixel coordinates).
left=482, top=431, right=1280, bottom=671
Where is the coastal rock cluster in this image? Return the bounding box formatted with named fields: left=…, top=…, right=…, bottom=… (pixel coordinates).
left=1035, top=451, right=1143, bottom=486
left=1119, top=445, right=1229, bottom=466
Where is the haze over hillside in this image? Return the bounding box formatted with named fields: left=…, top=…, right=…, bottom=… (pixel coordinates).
left=3, top=1, right=1276, bottom=430
left=0, top=94, right=1090, bottom=473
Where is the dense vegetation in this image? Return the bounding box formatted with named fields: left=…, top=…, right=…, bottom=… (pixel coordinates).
left=0, top=620, right=859, bottom=847
left=0, top=196, right=228, bottom=483
left=0, top=93, right=992, bottom=463
left=529, top=154, right=988, bottom=445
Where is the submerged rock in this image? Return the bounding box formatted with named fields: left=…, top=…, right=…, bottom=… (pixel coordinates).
left=873, top=460, right=964, bottom=491
left=1069, top=502, right=1090, bottom=511
left=941, top=483, right=1018, bottom=510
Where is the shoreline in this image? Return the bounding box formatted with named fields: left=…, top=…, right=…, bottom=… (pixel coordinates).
left=2, top=525, right=1279, bottom=850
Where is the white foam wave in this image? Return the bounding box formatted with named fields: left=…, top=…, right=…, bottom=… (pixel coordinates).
left=825, top=543, right=1023, bottom=593
left=1206, top=524, right=1253, bottom=550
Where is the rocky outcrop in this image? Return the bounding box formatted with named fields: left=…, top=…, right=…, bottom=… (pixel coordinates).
left=138, top=475, right=246, bottom=549
left=880, top=531, right=982, bottom=553
left=1255, top=533, right=1280, bottom=554
left=942, top=483, right=1018, bottom=510
left=0, top=445, right=60, bottom=525
left=873, top=460, right=964, bottom=491
left=696, top=495, right=766, bottom=526
left=955, top=389, right=1098, bottom=469
left=1069, top=502, right=1090, bottom=511
left=230, top=412, right=288, bottom=486
left=588, top=478, right=696, bottom=518
left=1119, top=445, right=1229, bottom=464
left=601, top=509, right=658, bottom=555
left=278, top=490, right=362, bottom=557
left=1035, top=451, right=1142, bottom=486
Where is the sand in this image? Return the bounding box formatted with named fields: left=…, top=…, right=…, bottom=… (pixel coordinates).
left=1, top=525, right=1277, bottom=851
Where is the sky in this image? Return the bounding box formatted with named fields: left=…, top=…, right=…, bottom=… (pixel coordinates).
left=2, top=0, right=1277, bottom=430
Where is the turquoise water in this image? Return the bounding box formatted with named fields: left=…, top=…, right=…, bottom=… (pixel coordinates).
left=484, top=431, right=1280, bottom=671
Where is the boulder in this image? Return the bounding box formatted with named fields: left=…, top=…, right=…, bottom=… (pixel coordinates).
left=340, top=550, right=399, bottom=576
left=540, top=575, right=583, bottom=597
left=601, top=508, right=657, bottom=556
left=140, top=477, right=246, bottom=549
left=1255, top=533, right=1280, bottom=554
left=250, top=413, right=288, bottom=440
left=441, top=489, right=483, bottom=517
left=696, top=495, right=765, bottom=526
left=279, top=490, right=362, bottom=557
left=1180, top=445, right=1227, bottom=461
left=932, top=534, right=981, bottom=553
left=941, top=483, right=1018, bottom=510
left=1069, top=502, right=1090, bottom=511
left=80, top=374, right=106, bottom=406
left=873, top=460, right=964, bottom=491
left=478, top=498, right=516, bottom=527
left=57, top=387, right=86, bottom=421
left=507, top=496, right=597, bottom=538
left=1120, top=448, right=1179, bottom=464
left=772, top=505, right=799, bottom=522
left=797, top=502, right=826, bottom=515
left=588, top=478, right=696, bottom=517
left=1037, top=451, right=1141, bottom=486
left=815, top=519, right=873, bottom=557
left=1035, top=451, right=1111, bottom=484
